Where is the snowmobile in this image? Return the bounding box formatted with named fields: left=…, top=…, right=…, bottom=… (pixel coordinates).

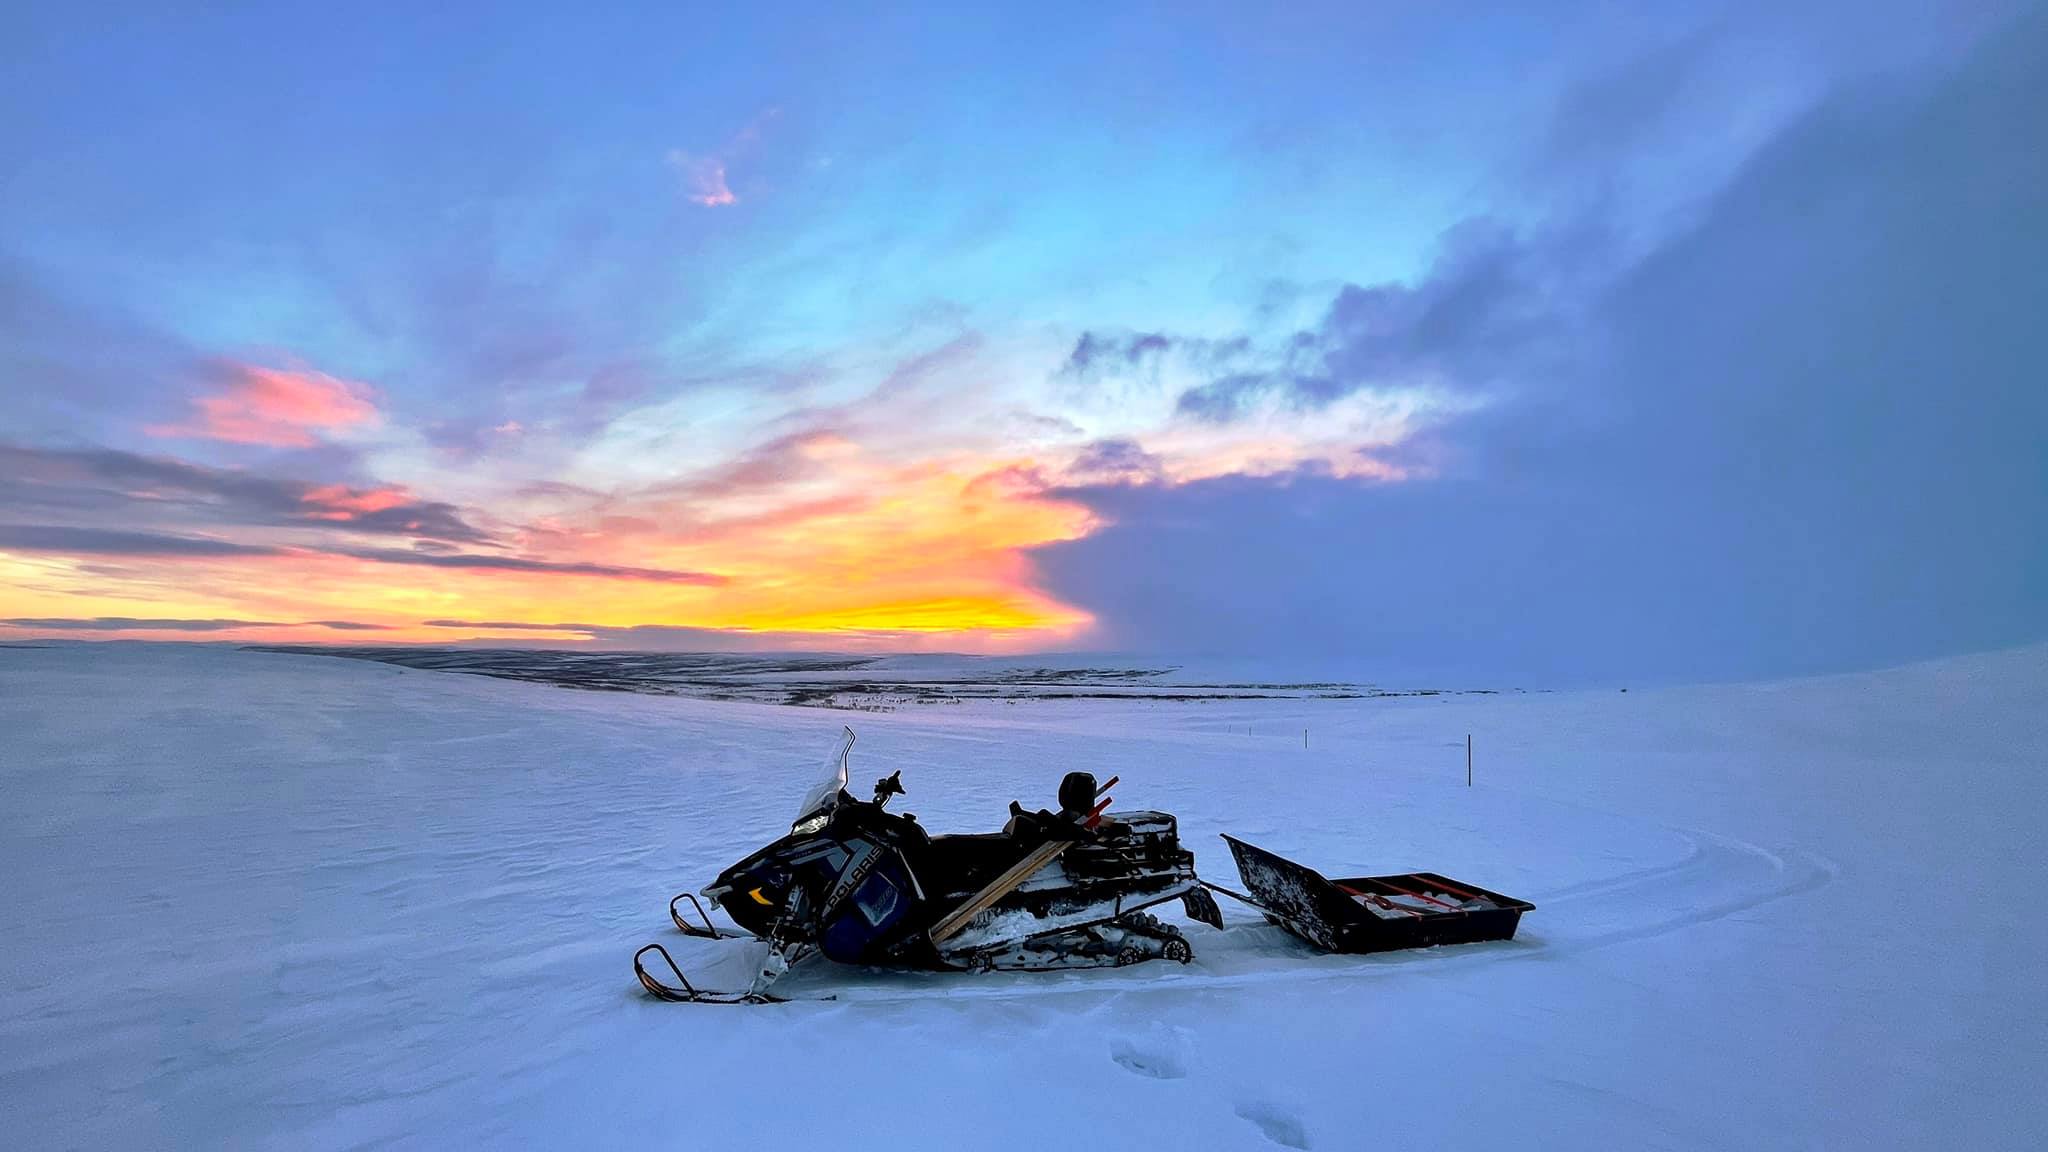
left=634, top=728, right=1226, bottom=1003
left=634, top=728, right=1537, bottom=1004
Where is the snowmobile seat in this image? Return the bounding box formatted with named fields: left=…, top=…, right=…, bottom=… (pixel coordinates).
left=1003, top=800, right=1102, bottom=843
left=918, top=831, right=1038, bottom=894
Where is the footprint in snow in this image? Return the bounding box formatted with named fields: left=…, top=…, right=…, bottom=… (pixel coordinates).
left=1234, top=1101, right=1310, bottom=1149
left=1108, top=1037, right=1187, bottom=1080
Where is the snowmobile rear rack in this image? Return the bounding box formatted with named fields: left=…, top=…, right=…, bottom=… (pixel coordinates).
left=1210, top=835, right=1533, bottom=955
left=633, top=943, right=788, bottom=1005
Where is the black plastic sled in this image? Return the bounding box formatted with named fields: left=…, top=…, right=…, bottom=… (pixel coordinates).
left=1210, top=835, right=1533, bottom=955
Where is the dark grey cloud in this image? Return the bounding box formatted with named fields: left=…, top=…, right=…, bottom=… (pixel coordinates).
left=417, top=618, right=945, bottom=652
left=0, top=521, right=722, bottom=585
left=1171, top=217, right=1581, bottom=423
left=1174, top=373, right=1287, bottom=423
left=1064, top=437, right=1165, bottom=485
left=308, top=499, right=490, bottom=543
left=0, top=524, right=284, bottom=557
left=1058, top=329, right=1253, bottom=384
left=0, top=616, right=391, bottom=632
left=1055, top=217, right=1581, bottom=427
left=1038, top=11, right=2048, bottom=682
left=1059, top=331, right=1174, bottom=377
left=337, top=548, right=726, bottom=585
left=1318, top=219, right=1560, bottom=390
left=0, top=443, right=493, bottom=545
left=424, top=619, right=586, bottom=631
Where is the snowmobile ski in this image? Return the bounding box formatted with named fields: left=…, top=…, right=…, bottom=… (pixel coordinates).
left=633, top=943, right=793, bottom=1004
left=669, top=892, right=743, bottom=939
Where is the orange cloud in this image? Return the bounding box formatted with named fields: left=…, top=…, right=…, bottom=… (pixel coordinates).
left=22, top=339, right=1434, bottom=649
left=149, top=363, right=379, bottom=447
left=0, top=452, right=1091, bottom=647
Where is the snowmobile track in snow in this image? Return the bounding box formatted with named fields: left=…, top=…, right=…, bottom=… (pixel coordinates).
left=1530, top=825, right=1838, bottom=954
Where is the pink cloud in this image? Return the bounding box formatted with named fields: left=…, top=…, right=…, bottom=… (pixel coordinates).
left=670, top=152, right=737, bottom=206
left=300, top=484, right=413, bottom=521
left=667, top=109, right=777, bottom=208
left=149, top=363, right=380, bottom=447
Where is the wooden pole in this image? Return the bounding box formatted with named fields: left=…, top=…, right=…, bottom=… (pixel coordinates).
left=929, top=839, right=1073, bottom=944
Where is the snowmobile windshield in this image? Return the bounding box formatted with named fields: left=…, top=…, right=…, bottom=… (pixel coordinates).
left=792, top=727, right=854, bottom=824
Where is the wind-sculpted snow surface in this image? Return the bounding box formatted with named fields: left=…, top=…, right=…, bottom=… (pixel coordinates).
left=1, top=643, right=2043, bottom=1149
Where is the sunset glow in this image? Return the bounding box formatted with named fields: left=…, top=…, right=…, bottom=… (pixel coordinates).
left=2, top=286, right=1441, bottom=647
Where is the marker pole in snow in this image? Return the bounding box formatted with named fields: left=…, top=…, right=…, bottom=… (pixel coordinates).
left=1467, top=734, right=1473, bottom=787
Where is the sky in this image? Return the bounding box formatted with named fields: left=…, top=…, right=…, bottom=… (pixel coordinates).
left=2, top=0, right=2043, bottom=680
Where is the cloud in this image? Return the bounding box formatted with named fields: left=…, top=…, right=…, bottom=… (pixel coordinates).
left=1063, top=437, right=1165, bottom=485
left=331, top=547, right=727, bottom=585
left=1174, top=372, right=1282, bottom=423
left=0, top=617, right=392, bottom=632
left=1056, top=330, right=1253, bottom=385
left=1171, top=218, right=1580, bottom=423
left=300, top=485, right=412, bottom=518
left=0, top=524, right=283, bottom=556
left=668, top=108, right=780, bottom=208
left=646, top=427, right=855, bottom=503
left=1037, top=11, right=2048, bottom=681
left=0, top=443, right=493, bottom=545
left=296, top=484, right=488, bottom=541
left=415, top=618, right=1018, bottom=653
left=147, top=362, right=381, bottom=447
left=1048, top=221, right=1582, bottom=451
left=670, top=153, right=737, bottom=206
left=1059, top=331, right=1176, bottom=377
left=423, top=619, right=587, bottom=631
left=0, top=521, right=722, bottom=585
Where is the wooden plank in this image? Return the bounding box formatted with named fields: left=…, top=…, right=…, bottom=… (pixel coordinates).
left=927, top=838, right=1074, bottom=944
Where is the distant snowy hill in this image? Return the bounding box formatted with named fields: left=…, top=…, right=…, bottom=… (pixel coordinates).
left=248, top=643, right=1495, bottom=706
left=3, top=643, right=2043, bottom=1149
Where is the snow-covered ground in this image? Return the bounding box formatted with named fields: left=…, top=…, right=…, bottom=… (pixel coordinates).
left=2, top=643, right=2043, bottom=1149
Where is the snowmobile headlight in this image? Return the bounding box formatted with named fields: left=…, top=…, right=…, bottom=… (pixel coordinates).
left=791, top=811, right=830, bottom=837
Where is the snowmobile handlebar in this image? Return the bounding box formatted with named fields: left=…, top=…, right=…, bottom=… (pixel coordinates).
left=873, top=770, right=905, bottom=805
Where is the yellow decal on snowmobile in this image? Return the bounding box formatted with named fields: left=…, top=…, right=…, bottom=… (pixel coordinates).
left=748, top=886, right=772, bottom=905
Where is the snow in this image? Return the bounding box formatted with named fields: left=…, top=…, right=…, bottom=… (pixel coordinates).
left=2, top=642, right=2044, bottom=1149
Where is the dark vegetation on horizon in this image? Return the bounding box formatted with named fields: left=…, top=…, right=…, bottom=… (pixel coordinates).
left=248, top=645, right=1498, bottom=710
